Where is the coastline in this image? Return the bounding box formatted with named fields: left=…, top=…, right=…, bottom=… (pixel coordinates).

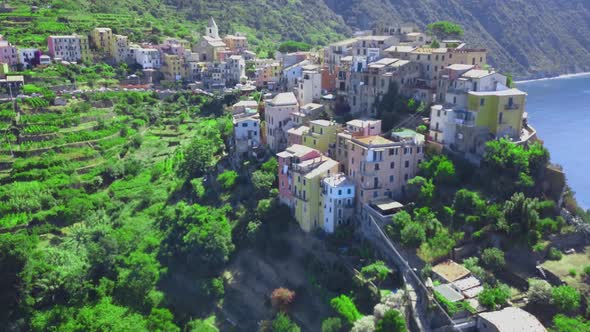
left=515, top=71, right=590, bottom=84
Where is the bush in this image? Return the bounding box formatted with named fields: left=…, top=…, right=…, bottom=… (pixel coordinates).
left=400, top=222, right=426, bottom=247
left=216, top=171, right=238, bottom=190
left=552, top=285, right=581, bottom=312
left=527, top=279, right=552, bottom=304
left=481, top=248, right=505, bottom=271
left=548, top=247, right=563, bottom=261
left=552, top=314, right=590, bottom=332
left=375, top=309, right=407, bottom=332
left=478, top=284, right=511, bottom=309
left=271, top=288, right=296, bottom=312
left=330, top=295, right=362, bottom=325
left=321, top=317, right=343, bottom=332
left=584, top=265, right=590, bottom=276
left=271, top=313, right=301, bottom=332
left=569, top=269, right=577, bottom=277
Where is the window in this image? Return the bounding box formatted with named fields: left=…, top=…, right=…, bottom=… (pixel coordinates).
left=361, top=190, right=364, bottom=197
left=389, top=175, right=394, bottom=183
left=404, top=148, right=408, bottom=155
left=405, top=161, right=410, bottom=168
left=338, top=189, right=342, bottom=195
left=480, top=98, right=485, bottom=106
left=242, top=123, right=248, bottom=127
left=347, top=188, right=351, bottom=194
left=351, top=157, right=355, bottom=165
left=404, top=174, right=409, bottom=181
left=453, top=96, right=457, bottom=104
left=375, top=164, right=380, bottom=171
left=437, top=109, right=441, bottom=117
left=390, top=161, right=395, bottom=169
left=499, top=112, right=503, bottom=124
left=373, top=191, right=378, bottom=198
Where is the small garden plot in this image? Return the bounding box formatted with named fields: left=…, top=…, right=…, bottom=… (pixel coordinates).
left=542, top=246, right=590, bottom=294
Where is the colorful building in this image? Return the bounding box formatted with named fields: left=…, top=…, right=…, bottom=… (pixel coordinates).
left=110, top=35, right=129, bottom=64
left=321, top=173, right=355, bottom=233
left=90, top=28, right=113, bottom=54
left=347, top=130, right=425, bottom=209
left=291, top=155, right=339, bottom=232
left=277, top=144, right=321, bottom=205
left=302, top=119, right=340, bottom=155
left=0, top=40, right=18, bottom=67
left=47, top=35, right=91, bottom=62
left=265, top=92, right=298, bottom=152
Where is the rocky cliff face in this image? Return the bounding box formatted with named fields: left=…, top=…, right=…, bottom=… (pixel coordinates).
left=323, top=0, right=590, bottom=79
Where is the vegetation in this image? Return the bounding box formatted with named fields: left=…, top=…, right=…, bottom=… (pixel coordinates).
left=478, top=284, right=511, bottom=309
left=426, top=21, right=464, bottom=39
left=330, top=295, right=362, bottom=325
left=278, top=40, right=312, bottom=53
left=551, top=286, right=581, bottom=312
left=375, top=309, right=406, bottom=332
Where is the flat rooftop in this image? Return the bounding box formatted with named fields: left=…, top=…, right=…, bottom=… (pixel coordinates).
left=268, top=92, right=298, bottom=106
left=478, top=307, right=547, bottom=332
left=469, top=88, right=527, bottom=97
left=323, top=173, right=354, bottom=187
left=432, top=260, right=470, bottom=283
left=353, top=135, right=394, bottom=146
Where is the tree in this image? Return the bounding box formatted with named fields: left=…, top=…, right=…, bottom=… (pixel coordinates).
left=552, top=285, right=581, bottom=312
left=527, top=279, right=552, bottom=305
left=361, top=261, right=392, bottom=287
left=375, top=310, right=407, bottom=332
left=406, top=176, right=435, bottom=206
left=426, top=21, right=464, bottom=40
left=478, top=284, right=511, bottom=309
left=261, top=157, right=278, bottom=173
left=178, top=137, right=215, bottom=178
left=217, top=170, right=238, bottom=190
left=374, top=83, right=409, bottom=131
left=330, top=295, right=362, bottom=324
left=271, top=288, right=296, bottom=312
left=252, top=170, right=276, bottom=196
left=552, top=314, right=590, bottom=332
left=271, top=313, right=301, bottom=332
left=419, top=155, right=456, bottom=185
left=148, top=308, right=180, bottom=332
left=400, top=222, right=426, bottom=247
left=322, top=317, right=343, bottom=332
left=278, top=41, right=312, bottom=53
left=481, top=248, right=505, bottom=271
left=351, top=316, right=375, bottom=332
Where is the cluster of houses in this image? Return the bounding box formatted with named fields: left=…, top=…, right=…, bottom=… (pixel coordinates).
left=229, top=91, right=425, bottom=234
left=223, top=22, right=535, bottom=235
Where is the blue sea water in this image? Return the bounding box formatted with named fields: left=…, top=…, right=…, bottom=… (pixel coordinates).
left=517, top=74, right=590, bottom=209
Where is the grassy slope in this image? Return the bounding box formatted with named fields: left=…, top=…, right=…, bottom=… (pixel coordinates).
left=2, top=0, right=350, bottom=57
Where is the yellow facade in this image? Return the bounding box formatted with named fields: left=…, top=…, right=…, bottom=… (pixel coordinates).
left=162, top=54, right=184, bottom=81
left=79, top=35, right=92, bottom=62
left=90, top=28, right=113, bottom=54
left=293, top=157, right=339, bottom=232
left=302, top=120, right=340, bottom=154
left=468, top=89, right=526, bottom=138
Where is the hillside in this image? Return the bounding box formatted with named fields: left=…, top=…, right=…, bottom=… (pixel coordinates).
left=324, top=0, right=590, bottom=79
left=3, top=1, right=590, bottom=78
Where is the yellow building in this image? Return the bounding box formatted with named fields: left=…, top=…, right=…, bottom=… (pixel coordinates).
left=468, top=88, right=526, bottom=139
left=302, top=119, right=340, bottom=154
left=223, top=34, right=248, bottom=52
left=110, top=34, right=129, bottom=64
left=162, top=54, right=184, bottom=81
left=292, top=156, right=339, bottom=232
left=78, top=35, right=91, bottom=62
left=90, top=28, right=113, bottom=54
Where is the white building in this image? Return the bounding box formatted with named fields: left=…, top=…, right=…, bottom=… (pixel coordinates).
left=265, top=92, right=299, bottom=152
left=282, top=60, right=310, bottom=90
left=129, top=46, right=161, bottom=69
left=18, top=48, right=39, bottom=68
left=39, top=55, right=51, bottom=66
left=296, top=65, right=322, bottom=106
left=226, top=55, right=246, bottom=85
left=322, top=174, right=355, bottom=233
left=477, top=307, right=546, bottom=332
left=233, top=106, right=261, bottom=157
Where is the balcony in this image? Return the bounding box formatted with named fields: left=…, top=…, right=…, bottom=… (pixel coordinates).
left=504, top=103, right=520, bottom=110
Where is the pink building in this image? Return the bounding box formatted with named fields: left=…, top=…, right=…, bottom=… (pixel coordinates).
left=276, top=144, right=321, bottom=205
left=287, top=126, right=309, bottom=147
left=347, top=129, right=425, bottom=209
left=0, top=40, right=18, bottom=67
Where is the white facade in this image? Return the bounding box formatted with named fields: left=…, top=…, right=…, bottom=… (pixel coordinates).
left=131, top=47, right=161, bottom=69
left=282, top=60, right=309, bottom=90
left=39, top=55, right=51, bottom=65
left=226, top=55, right=245, bottom=84
left=265, top=92, right=299, bottom=152
left=296, top=67, right=322, bottom=106
left=429, top=105, right=458, bottom=146
left=18, top=48, right=38, bottom=67
left=322, top=174, right=355, bottom=234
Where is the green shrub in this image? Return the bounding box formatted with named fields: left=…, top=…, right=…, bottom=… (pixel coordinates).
left=217, top=171, right=238, bottom=190
left=552, top=285, right=581, bottom=312
left=548, top=247, right=563, bottom=261
left=330, top=295, right=361, bottom=325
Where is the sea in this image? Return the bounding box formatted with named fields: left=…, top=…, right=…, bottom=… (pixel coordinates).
left=517, top=73, right=590, bottom=209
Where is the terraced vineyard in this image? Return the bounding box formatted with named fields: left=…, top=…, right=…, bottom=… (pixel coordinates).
left=0, top=90, right=231, bottom=230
